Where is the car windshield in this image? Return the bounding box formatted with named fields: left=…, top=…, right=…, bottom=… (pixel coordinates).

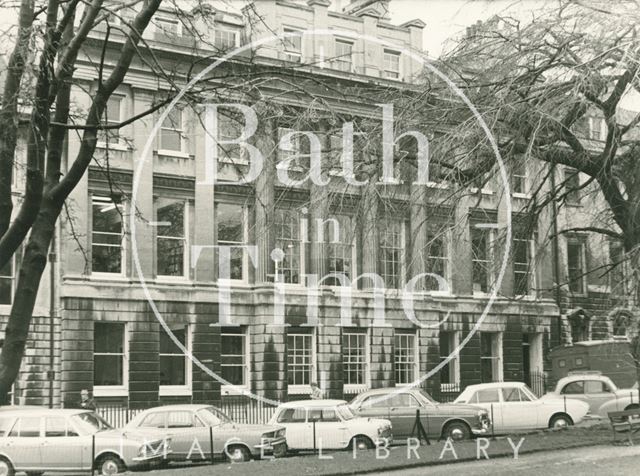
left=71, top=412, right=112, bottom=434
left=417, top=389, right=437, bottom=404
left=197, top=407, right=232, bottom=426
left=336, top=404, right=355, bottom=420
left=520, top=385, right=539, bottom=401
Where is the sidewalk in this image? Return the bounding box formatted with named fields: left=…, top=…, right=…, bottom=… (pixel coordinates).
left=144, top=424, right=615, bottom=476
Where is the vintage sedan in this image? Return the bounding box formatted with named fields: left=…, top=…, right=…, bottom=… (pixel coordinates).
left=0, top=407, right=168, bottom=475
left=350, top=387, right=490, bottom=441
left=455, top=382, right=589, bottom=432
left=269, top=400, right=392, bottom=451
left=544, top=373, right=639, bottom=416
left=125, top=404, right=286, bottom=463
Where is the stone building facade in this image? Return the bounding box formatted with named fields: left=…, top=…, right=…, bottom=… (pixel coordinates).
left=1, top=0, right=586, bottom=409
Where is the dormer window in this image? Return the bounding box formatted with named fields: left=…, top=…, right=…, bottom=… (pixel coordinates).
left=215, top=28, right=238, bottom=50
left=283, top=28, right=302, bottom=62
left=382, top=49, right=400, bottom=79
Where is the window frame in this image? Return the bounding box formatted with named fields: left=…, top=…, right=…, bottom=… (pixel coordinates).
left=394, top=330, right=419, bottom=386
left=325, top=214, right=357, bottom=287
left=382, top=49, right=401, bottom=80
left=155, top=198, right=190, bottom=280
left=158, top=107, right=187, bottom=156
left=378, top=218, right=405, bottom=290
left=425, top=228, right=451, bottom=294
left=90, top=195, right=126, bottom=277
left=0, top=254, right=15, bottom=306
left=471, top=225, right=494, bottom=295
left=334, top=38, right=354, bottom=72
left=480, top=332, right=503, bottom=383
left=287, top=329, right=317, bottom=395
left=513, top=231, right=536, bottom=297
left=274, top=208, right=305, bottom=285
left=283, top=27, right=303, bottom=62
left=511, top=160, right=528, bottom=196
left=93, top=322, right=129, bottom=397
left=215, top=202, right=250, bottom=283
left=154, top=15, right=182, bottom=37
left=566, top=238, right=587, bottom=295
left=96, top=94, right=125, bottom=149
left=220, top=326, right=250, bottom=395
left=158, top=324, right=192, bottom=397
left=439, top=330, right=460, bottom=392
left=214, top=27, right=239, bottom=50
left=342, top=328, right=370, bottom=394
left=565, top=167, right=581, bottom=206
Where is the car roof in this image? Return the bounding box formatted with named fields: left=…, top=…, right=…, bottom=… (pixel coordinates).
left=0, top=407, right=90, bottom=417
left=355, top=387, right=420, bottom=397
left=279, top=399, right=347, bottom=408
left=137, top=404, right=213, bottom=412
left=462, top=382, right=526, bottom=391
left=556, top=374, right=610, bottom=384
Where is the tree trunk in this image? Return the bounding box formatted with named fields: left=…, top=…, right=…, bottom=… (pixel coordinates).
left=0, top=199, right=60, bottom=401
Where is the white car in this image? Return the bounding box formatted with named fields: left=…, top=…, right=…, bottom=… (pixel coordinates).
left=268, top=399, right=392, bottom=451
left=545, top=373, right=639, bottom=417
left=454, top=382, right=589, bottom=433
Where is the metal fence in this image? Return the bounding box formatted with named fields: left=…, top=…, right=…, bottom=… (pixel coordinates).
left=439, top=382, right=461, bottom=403
left=96, top=398, right=277, bottom=428
left=528, top=370, right=548, bottom=397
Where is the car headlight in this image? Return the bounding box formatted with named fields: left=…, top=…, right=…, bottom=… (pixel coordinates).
left=277, top=428, right=286, bottom=438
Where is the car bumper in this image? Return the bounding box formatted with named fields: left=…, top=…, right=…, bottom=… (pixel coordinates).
left=254, top=437, right=287, bottom=456
left=471, top=427, right=489, bottom=436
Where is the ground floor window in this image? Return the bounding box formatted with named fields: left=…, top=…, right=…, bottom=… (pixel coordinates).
left=159, top=324, right=190, bottom=395
left=221, top=327, right=249, bottom=390
left=439, top=331, right=460, bottom=393
left=94, top=322, right=127, bottom=394
left=342, top=329, right=369, bottom=391
left=394, top=330, right=418, bottom=385
left=287, top=330, right=315, bottom=392
left=0, top=255, right=14, bottom=305
left=480, top=332, right=502, bottom=383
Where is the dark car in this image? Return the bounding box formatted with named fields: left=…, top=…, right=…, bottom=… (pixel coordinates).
left=350, top=387, right=490, bottom=441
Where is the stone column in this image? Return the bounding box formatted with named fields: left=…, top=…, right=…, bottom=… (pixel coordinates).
left=253, top=104, right=277, bottom=283
left=409, top=182, right=428, bottom=282
left=360, top=181, right=378, bottom=283
left=309, top=127, right=331, bottom=280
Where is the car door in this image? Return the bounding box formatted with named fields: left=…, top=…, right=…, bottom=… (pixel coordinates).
left=470, top=388, right=503, bottom=432
left=500, top=387, right=539, bottom=430
left=39, top=416, right=87, bottom=471
left=166, top=410, right=210, bottom=461
left=560, top=380, right=587, bottom=408
left=5, top=416, right=44, bottom=471
left=388, top=393, right=421, bottom=438
left=136, top=411, right=174, bottom=456
left=311, top=408, right=348, bottom=450
left=583, top=380, right=615, bottom=413
left=275, top=408, right=312, bottom=449
left=355, top=395, right=390, bottom=421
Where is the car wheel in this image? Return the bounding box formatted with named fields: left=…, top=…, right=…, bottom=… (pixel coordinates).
left=273, top=443, right=288, bottom=458
left=96, top=454, right=125, bottom=475
left=349, top=435, right=374, bottom=451
left=549, top=414, right=573, bottom=429
left=0, top=458, right=14, bottom=476
left=226, top=445, right=251, bottom=463
left=443, top=421, right=471, bottom=441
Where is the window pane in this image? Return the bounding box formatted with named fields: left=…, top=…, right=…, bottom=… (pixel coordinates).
left=94, top=355, right=124, bottom=386
left=95, top=323, right=124, bottom=353
left=45, top=417, right=68, bottom=437
left=160, top=327, right=186, bottom=354
left=92, top=198, right=123, bottom=273
left=287, top=333, right=312, bottom=385
left=10, top=417, right=41, bottom=437
left=275, top=209, right=300, bottom=284
left=343, top=332, right=366, bottom=385
left=0, top=258, right=12, bottom=305
left=217, top=204, right=243, bottom=242
left=221, top=329, right=246, bottom=386
left=167, top=411, right=193, bottom=428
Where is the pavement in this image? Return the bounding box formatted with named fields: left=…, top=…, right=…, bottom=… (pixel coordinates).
left=383, top=443, right=640, bottom=475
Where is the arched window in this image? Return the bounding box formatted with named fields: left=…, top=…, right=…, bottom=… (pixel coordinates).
left=611, top=309, right=633, bottom=340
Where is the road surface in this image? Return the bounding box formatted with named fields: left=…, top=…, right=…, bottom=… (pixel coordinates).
left=383, top=443, right=640, bottom=476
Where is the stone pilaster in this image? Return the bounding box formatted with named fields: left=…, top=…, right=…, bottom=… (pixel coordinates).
left=253, top=108, right=277, bottom=283
left=317, top=326, right=343, bottom=398
left=409, top=182, right=428, bottom=282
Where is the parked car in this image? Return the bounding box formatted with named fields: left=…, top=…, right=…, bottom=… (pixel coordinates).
left=544, top=372, right=639, bottom=417
left=268, top=399, right=392, bottom=451
left=596, top=382, right=640, bottom=418
left=350, top=387, right=490, bottom=441
left=124, top=404, right=286, bottom=463
left=0, top=407, right=168, bottom=475
left=455, top=382, right=589, bottom=432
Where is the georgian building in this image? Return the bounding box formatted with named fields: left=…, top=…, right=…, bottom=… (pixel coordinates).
left=2, top=0, right=590, bottom=409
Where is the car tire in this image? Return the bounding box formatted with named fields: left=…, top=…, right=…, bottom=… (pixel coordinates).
left=226, top=445, right=251, bottom=463
left=0, top=458, right=14, bottom=476
left=549, top=413, right=573, bottom=429
left=349, top=435, right=374, bottom=451
left=442, top=421, right=471, bottom=441
left=95, top=454, right=126, bottom=475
